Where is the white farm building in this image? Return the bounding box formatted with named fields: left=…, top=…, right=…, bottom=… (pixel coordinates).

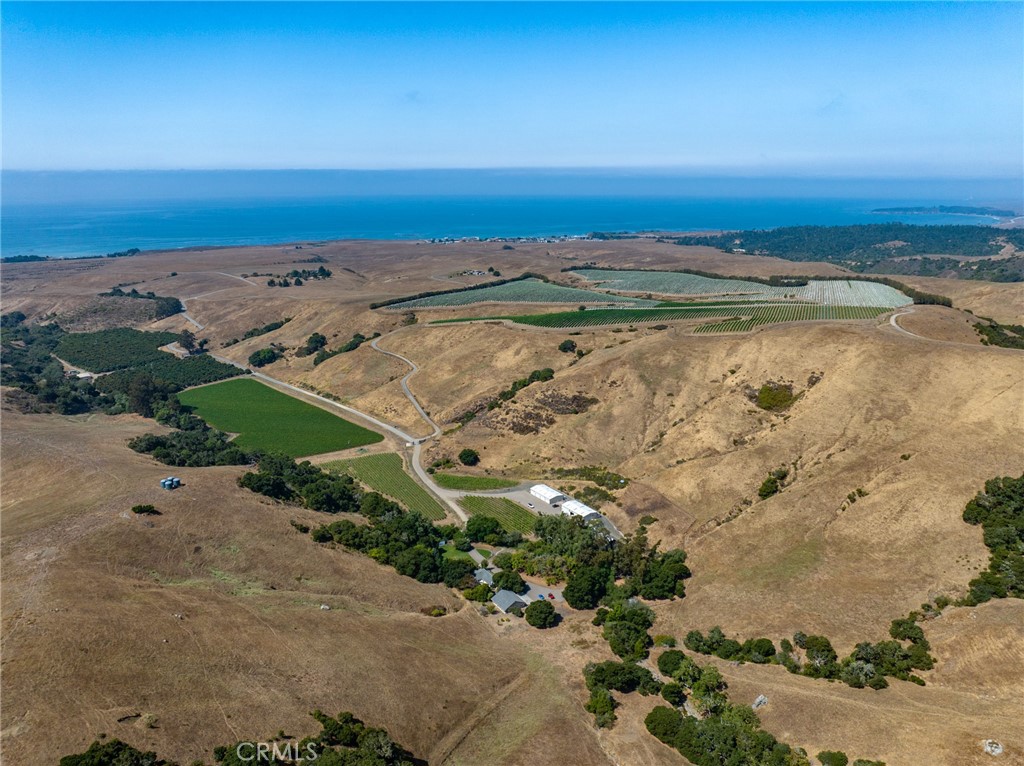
left=561, top=499, right=603, bottom=523
left=530, top=484, right=567, bottom=506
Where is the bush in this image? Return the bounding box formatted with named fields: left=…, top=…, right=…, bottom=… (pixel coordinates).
left=660, top=682, right=686, bottom=707
left=584, top=687, right=617, bottom=728
left=248, top=348, right=280, bottom=367
left=130, top=504, right=160, bottom=515
left=758, top=475, right=780, bottom=499
left=558, top=339, right=577, bottom=353
left=817, top=751, right=849, bottom=766
left=525, top=599, right=557, bottom=628
left=644, top=705, right=683, bottom=742
left=458, top=448, right=480, bottom=466
left=755, top=382, right=797, bottom=411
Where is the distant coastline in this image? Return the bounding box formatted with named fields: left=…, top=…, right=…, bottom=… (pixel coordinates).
left=871, top=205, right=1017, bottom=218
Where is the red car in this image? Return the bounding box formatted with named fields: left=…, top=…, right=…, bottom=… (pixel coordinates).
left=547, top=593, right=555, bottom=599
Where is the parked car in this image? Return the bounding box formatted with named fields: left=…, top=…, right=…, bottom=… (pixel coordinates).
left=536, top=594, right=545, bottom=600
left=547, top=593, right=555, bottom=599
left=526, top=502, right=535, bottom=509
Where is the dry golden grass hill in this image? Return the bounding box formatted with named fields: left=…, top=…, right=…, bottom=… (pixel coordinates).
left=2, top=238, right=1023, bottom=766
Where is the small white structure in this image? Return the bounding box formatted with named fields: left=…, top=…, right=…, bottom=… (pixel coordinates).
left=530, top=484, right=567, bottom=506
left=561, top=499, right=603, bottom=522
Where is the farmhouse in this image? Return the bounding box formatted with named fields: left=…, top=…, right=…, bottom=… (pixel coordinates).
left=474, top=568, right=494, bottom=586
left=530, top=484, right=567, bottom=506
left=561, top=499, right=603, bottom=523
left=491, top=589, right=528, bottom=614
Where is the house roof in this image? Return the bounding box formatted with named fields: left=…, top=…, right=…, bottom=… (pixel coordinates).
left=491, top=589, right=528, bottom=613
left=474, top=568, right=494, bottom=586
left=530, top=484, right=566, bottom=502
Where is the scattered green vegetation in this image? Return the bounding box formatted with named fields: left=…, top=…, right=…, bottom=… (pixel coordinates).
left=130, top=504, right=160, bottom=516
left=676, top=223, right=1024, bottom=280
left=59, top=710, right=419, bottom=766
left=312, top=331, right=379, bottom=366
left=431, top=473, right=518, bottom=491
left=975, top=320, right=1024, bottom=349
left=296, top=332, right=327, bottom=357
left=224, top=317, right=291, bottom=346
left=179, top=378, right=383, bottom=456
left=960, top=474, right=1024, bottom=604
left=458, top=495, right=537, bottom=534
left=551, top=465, right=629, bottom=490
left=685, top=614, right=934, bottom=690
left=758, top=468, right=790, bottom=499
left=248, top=347, right=281, bottom=367
left=55, top=328, right=177, bottom=372
left=322, top=453, right=446, bottom=520
left=1, top=318, right=238, bottom=415
left=755, top=381, right=798, bottom=411
left=128, top=409, right=255, bottom=467
left=98, top=286, right=183, bottom=318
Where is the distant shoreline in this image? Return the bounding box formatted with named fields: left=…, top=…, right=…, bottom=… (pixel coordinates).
left=871, top=205, right=1017, bottom=218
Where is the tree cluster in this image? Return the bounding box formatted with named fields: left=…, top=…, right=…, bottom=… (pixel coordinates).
left=313, top=332, right=380, bottom=366
left=248, top=347, right=281, bottom=367
left=129, top=408, right=253, bottom=467
left=676, top=223, right=1023, bottom=269
left=99, top=286, right=183, bottom=318
left=493, top=517, right=690, bottom=606
left=683, top=617, right=935, bottom=690
left=960, top=474, right=1024, bottom=604
left=975, top=320, right=1024, bottom=350
left=60, top=709, right=422, bottom=766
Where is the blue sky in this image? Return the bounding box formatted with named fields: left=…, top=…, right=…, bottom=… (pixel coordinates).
left=2, top=2, right=1021, bottom=176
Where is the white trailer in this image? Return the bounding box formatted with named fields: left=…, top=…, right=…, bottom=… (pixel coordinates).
left=561, top=499, right=603, bottom=522
left=530, top=484, right=567, bottom=506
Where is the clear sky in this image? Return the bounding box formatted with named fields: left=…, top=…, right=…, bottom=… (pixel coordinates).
left=2, top=1, right=1021, bottom=177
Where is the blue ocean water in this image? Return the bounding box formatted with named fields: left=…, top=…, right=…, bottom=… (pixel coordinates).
left=0, top=196, right=1006, bottom=260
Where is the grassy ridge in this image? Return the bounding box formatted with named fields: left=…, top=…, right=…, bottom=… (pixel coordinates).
left=322, top=452, right=447, bottom=520
left=179, top=378, right=383, bottom=456
left=458, top=496, right=537, bottom=534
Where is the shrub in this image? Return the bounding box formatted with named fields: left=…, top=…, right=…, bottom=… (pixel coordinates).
left=130, top=504, right=160, bottom=515
left=584, top=687, right=617, bottom=728
left=660, top=682, right=686, bottom=707
left=248, top=348, right=280, bottom=367
left=558, top=339, right=577, bottom=353
left=525, top=599, right=557, bottom=628
left=458, top=448, right=480, bottom=466
left=755, top=382, right=797, bottom=411
left=758, top=475, right=781, bottom=499
left=818, top=751, right=850, bottom=766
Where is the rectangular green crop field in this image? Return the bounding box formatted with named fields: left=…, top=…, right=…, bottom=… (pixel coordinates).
left=458, top=495, right=537, bottom=534
left=322, top=452, right=447, bottom=520
left=178, top=378, right=383, bottom=456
